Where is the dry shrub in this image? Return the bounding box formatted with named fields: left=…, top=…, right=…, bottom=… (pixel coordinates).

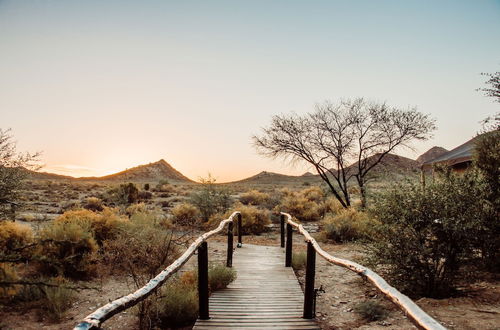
left=38, top=221, right=98, bottom=279
left=54, top=208, right=127, bottom=245
left=0, top=264, right=20, bottom=298
left=40, top=278, right=75, bottom=321
left=292, top=251, right=307, bottom=271
left=0, top=221, right=33, bottom=252
left=300, top=186, right=324, bottom=202
left=209, top=264, right=237, bottom=291
left=102, top=212, right=178, bottom=279
left=321, top=208, right=375, bottom=243
left=82, top=197, right=104, bottom=212
left=150, top=279, right=198, bottom=328
left=322, top=196, right=344, bottom=214
left=239, top=190, right=269, bottom=206
left=275, top=186, right=328, bottom=222
left=171, top=202, right=199, bottom=226
left=125, top=202, right=147, bottom=216
left=354, top=300, right=388, bottom=321
left=207, top=203, right=271, bottom=235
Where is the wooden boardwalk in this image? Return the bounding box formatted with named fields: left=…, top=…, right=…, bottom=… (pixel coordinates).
left=193, top=244, right=319, bottom=329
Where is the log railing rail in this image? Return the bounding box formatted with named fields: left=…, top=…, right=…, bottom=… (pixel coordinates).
left=74, top=211, right=243, bottom=330
left=280, top=212, right=446, bottom=330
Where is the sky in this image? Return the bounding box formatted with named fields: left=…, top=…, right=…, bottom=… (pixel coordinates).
left=1, top=0, right=499, bottom=182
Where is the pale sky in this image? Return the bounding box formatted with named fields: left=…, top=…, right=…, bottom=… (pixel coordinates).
left=1, top=0, right=499, bottom=182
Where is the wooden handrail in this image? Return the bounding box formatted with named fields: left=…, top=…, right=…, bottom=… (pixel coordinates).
left=74, top=211, right=241, bottom=330
left=281, top=212, right=446, bottom=330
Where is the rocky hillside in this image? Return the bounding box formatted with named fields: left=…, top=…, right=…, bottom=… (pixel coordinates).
left=96, top=159, right=192, bottom=182
left=416, top=146, right=448, bottom=164
left=27, top=159, right=192, bottom=182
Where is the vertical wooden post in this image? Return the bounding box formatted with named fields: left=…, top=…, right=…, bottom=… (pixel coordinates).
left=226, top=222, right=233, bottom=267
left=285, top=223, right=293, bottom=267
left=303, top=241, right=316, bottom=319
left=237, top=213, right=243, bottom=247
left=198, top=241, right=209, bottom=320
left=280, top=214, right=285, bottom=248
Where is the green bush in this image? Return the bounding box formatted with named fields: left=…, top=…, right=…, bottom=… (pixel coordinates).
left=38, top=221, right=98, bottom=279
left=151, top=280, right=198, bottom=328
left=322, top=208, right=375, bottom=243
left=368, top=174, right=487, bottom=297
left=292, top=252, right=306, bottom=271
left=41, top=281, right=75, bottom=321
left=354, top=300, right=388, bottom=321
left=102, top=212, right=178, bottom=279
left=209, top=264, right=237, bottom=291
left=106, top=182, right=139, bottom=205
left=190, top=175, right=232, bottom=222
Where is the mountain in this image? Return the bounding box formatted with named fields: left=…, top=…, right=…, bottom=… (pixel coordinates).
left=233, top=153, right=418, bottom=184
left=96, top=159, right=192, bottom=182
left=27, top=159, right=193, bottom=182
left=416, top=146, right=449, bottom=165
left=232, top=171, right=321, bottom=185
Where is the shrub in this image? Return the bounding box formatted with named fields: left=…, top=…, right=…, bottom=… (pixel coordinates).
left=125, top=202, right=147, bottom=216
left=354, top=300, right=388, bottom=321
left=41, top=281, right=75, bottom=321
left=322, top=208, right=374, bottom=243
left=190, top=175, right=232, bottom=222
left=209, top=264, right=237, bottom=291
left=82, top=197, right=104, bottom=212
left=171, top=203, right=199, bottom=226
left=276, top=187, right=326, bottom=221
left=144, top=183, right=150, bottom=191
left=138, top=190, right=152, bottom=201
left=368, top=175, right=487, bottom=297
left=239, top=190, right=269, bottom=206
left=0, top=264, right=20, bottom=298
left=151, top=279, right=198, bottom=328
left=102, top=212, right=177, bottom=279
left=38, top=221, right=98, bottom=279
left=292, top=251, right=306, bottom=271
left=54, top=208, right=127, bottom=245
left=208, top=203, right=271, bottom=235
left=0, top=221, right=34, bottom=252
left=106, top=182, right=139, bottom=205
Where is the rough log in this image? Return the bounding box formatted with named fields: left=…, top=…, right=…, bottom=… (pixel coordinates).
left=281, top=212, right=446, bottom=330
left=74, top=212, right=241, bottom=330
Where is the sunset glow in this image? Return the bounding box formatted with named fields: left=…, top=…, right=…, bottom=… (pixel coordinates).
left=1, top=1, right=499, bottom=182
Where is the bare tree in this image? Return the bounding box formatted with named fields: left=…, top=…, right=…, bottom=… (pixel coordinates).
left=0, top=128, right=40, bottom=219
left=253, top=99, right=435, bottom=208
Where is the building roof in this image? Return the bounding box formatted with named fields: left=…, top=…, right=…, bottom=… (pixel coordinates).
left=421, top=136, right=477, bottom=169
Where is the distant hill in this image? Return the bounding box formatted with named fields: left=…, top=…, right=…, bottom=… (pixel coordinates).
left=96, top=159, right=192, bottom=182
left=231, top=171, right=321, bottom=185
left=232, top=153, right=418, bottom=184
left=27, top=159, right=193, bottom=182
left=416, top=146, right=448, bottom=165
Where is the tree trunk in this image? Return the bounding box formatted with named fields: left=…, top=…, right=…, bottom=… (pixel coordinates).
left=358, top=178, right=367, bottom=209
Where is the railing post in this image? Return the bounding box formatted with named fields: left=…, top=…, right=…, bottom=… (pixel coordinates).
left=303, top=241, right=316, bottom=319
left=226, top=221, right=233, bottom=267
left=237, top=213, right=243, bottom=247
left=280, top=214, right=285, bottom=248
left=285, top=223, right=292, bottom=267
left=198, top=241, right=209, bottom=320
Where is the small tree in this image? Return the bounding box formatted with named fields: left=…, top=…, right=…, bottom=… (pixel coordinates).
left=477, top=71, right=500, bottom=102
left=0, top=129, right=39, bottom=220
left=253, top=99, right=435, bottom=208
left=190, top=174, right=232, bottom=222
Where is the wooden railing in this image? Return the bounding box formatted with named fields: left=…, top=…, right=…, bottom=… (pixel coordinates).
left=74, top=211, right=242, bottom=330
left=280, top=212, right=446, bottom=330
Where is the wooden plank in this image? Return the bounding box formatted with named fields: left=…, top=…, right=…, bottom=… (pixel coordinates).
left=193, top=244, right=319, bottom=330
